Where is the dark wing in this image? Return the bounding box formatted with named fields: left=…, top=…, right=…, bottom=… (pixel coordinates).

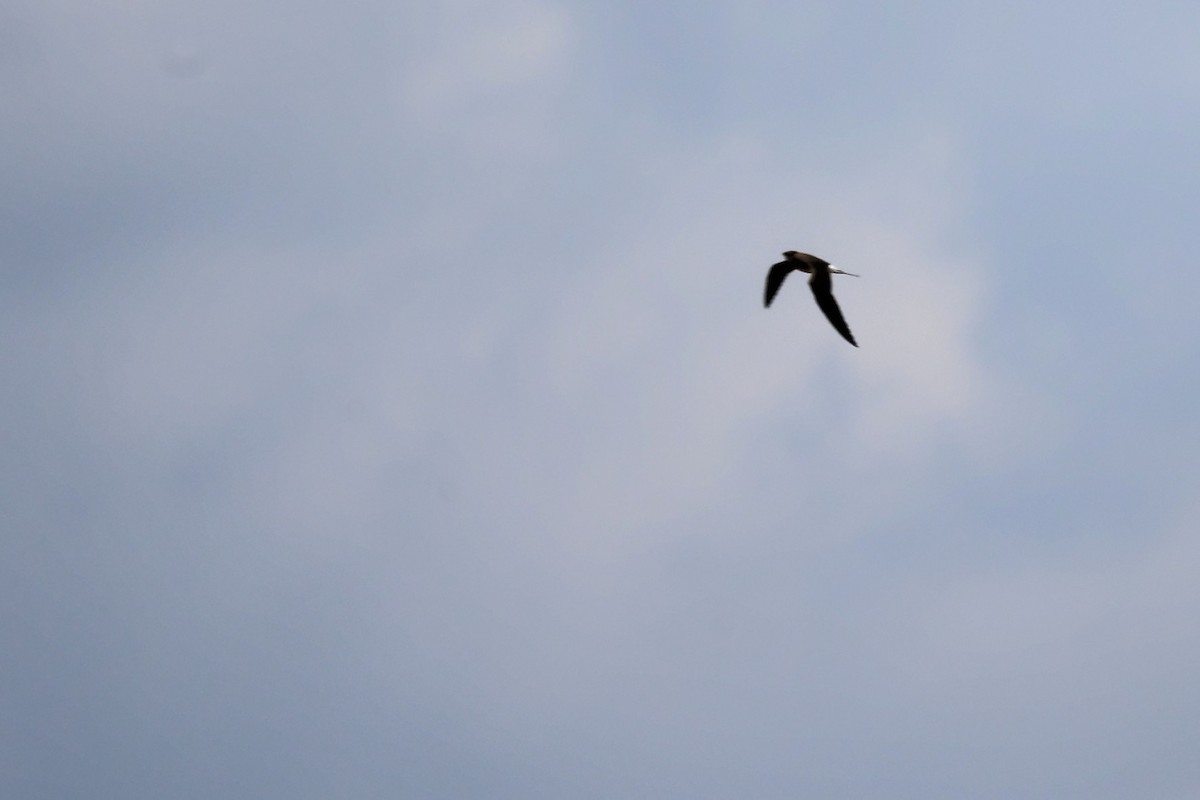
left=810, top=283, right=858, bottom=347
left=763, top=261, right=794, bottom=308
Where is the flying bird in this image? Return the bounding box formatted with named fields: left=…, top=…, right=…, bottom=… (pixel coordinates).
left=763, top=250, right=860, bottom=347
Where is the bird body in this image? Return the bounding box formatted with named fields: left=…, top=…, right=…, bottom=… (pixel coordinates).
left=763, top=250, right=859, bottom=347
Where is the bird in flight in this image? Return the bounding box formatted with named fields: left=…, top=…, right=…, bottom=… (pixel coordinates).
left=763, top=250, right=860, bottom=347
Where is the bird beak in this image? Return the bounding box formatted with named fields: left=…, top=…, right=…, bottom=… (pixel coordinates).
left=830, top=266, right=860, bottom=277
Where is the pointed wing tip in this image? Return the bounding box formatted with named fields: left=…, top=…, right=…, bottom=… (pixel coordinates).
left=764, top=261, right=792, bottom=309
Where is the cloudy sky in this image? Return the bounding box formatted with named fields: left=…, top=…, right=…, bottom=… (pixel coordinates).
left=4, top=1, right=1200, bottom=797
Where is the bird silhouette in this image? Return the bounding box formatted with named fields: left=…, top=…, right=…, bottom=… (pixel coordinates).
left=763, top=250, right=859, bottom=347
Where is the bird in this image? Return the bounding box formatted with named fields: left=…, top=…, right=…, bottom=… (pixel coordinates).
left=763, top=250, right=860, bottom=347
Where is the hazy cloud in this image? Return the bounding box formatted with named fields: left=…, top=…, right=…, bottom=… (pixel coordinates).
left=4, top=2, right=1199, bottom=798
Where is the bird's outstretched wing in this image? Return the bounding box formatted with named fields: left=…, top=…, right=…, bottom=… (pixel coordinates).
left=810, top=284, right=858, bottom=347
left=763, top=260, right=794, bottom=307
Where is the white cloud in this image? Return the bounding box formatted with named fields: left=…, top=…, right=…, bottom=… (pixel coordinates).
left=520, top=122, right=1034, bottom=560
left=7, top=2, right=1200, bottom=798
left=398, top=0, right=573, bottom=154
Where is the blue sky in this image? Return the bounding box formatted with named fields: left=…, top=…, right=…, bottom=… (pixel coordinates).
left=4, top=1, right=1200, bottom=797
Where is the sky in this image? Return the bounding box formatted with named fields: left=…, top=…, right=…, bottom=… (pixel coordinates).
left=3, top=1, right=1200, bottom=797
